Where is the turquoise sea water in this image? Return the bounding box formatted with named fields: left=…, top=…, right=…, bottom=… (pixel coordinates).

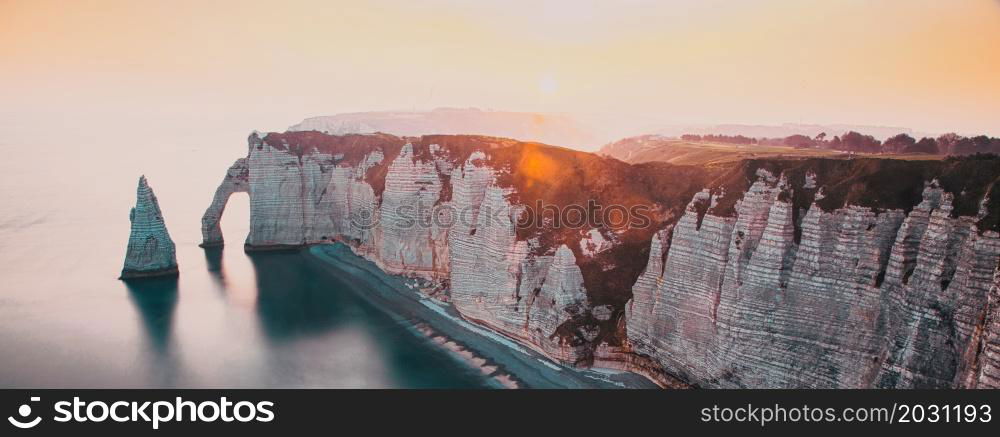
left=0, top=127, right=494, bottom=388
left=1, top=231, right=494, bottom=388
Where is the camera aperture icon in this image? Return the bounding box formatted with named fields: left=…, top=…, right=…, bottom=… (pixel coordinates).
left=8, top=397, right=41, bottom=429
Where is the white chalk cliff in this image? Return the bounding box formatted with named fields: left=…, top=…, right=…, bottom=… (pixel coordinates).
left=121, top=176, right=178, bottom=279
left=626, top=173, right=1000, bottom=388
left=203, top=131, right=1000, bottom=387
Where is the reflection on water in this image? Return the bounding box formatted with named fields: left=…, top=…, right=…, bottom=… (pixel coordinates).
left=203, top=246, right=224, bottom=274
left=124, top=277, right=179, bottom=353
left=202, top=246, right=226, bottom=288
left=124, top=276, right=181, bottom=387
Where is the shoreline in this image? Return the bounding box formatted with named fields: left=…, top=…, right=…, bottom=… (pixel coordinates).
left=305, top=242, right=662, bottom=389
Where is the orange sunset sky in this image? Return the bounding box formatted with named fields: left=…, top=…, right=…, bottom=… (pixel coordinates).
left=2, top=0, right=999, bottom=138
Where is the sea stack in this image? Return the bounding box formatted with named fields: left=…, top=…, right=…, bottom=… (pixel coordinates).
left=120, top=176, right=179, bottom=279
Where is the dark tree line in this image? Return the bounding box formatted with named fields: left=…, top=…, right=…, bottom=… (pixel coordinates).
left=681, top=131, right=1000, bottom=156
left=829, top=131, right=1000, bottom=155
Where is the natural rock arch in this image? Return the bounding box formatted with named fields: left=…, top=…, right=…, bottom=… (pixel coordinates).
left=200, top=158, right=249, bottom=247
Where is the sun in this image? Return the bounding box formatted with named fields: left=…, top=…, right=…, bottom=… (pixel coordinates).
left=538, top=74, right=558, bottom=96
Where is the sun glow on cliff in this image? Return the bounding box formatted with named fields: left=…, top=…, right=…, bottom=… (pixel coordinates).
left=517, top=144, right=559, bottom=188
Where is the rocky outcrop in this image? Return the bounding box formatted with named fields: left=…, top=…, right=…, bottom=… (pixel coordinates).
left=200, top=158, right=249, bottom=247
left=969, top=267, right=1000, bottom=388
left=204, top=131, right=1000, bottom=387
left=121, top=176, right=178, bottom=279
left=376, top=143, right=447, bottom=275
left=445, top=175, right=590, bottom=361
left=626, top=170, right=1000, bottom=388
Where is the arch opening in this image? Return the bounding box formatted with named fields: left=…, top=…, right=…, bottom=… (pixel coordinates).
left=199, top=158, right=250, bottom=247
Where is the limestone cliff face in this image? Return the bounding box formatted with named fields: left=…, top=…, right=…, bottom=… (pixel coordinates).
left=376, top=143, right=447, bottom=275
left=121, top=176, right=178, bottom=279
left=626, top=169, right=1000, bottom=388
left=205, top=131, right=1000, bottom=387
left=204, top=132, right=621, bottom=362
left=970, top=268, right=1000, bottom=388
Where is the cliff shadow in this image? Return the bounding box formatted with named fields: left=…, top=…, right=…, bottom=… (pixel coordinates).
left=247, top=250, right=353, bottom=343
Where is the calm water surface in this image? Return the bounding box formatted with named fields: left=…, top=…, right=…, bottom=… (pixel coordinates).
left=0, top=126, right=491, bottom=388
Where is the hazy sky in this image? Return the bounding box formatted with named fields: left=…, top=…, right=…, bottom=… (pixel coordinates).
left=2, top=0, right=999, bottom=137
